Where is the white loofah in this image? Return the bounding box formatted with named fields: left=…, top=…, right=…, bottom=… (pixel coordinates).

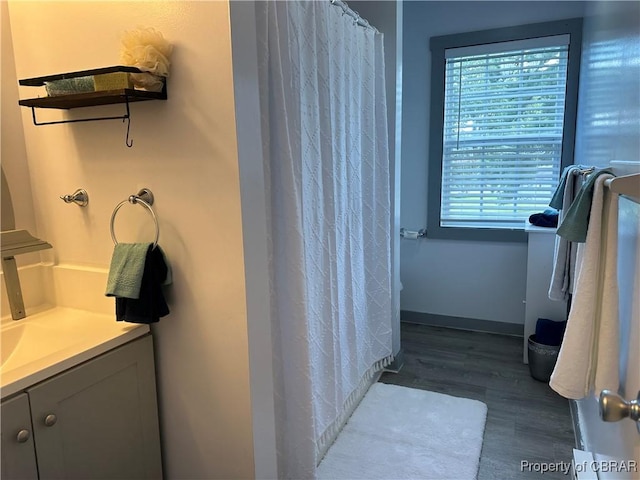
left=121, top=27, right=173, bottom=91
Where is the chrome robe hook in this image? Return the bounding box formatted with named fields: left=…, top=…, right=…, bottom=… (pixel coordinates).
left=60, top=189, right=89, bottom=206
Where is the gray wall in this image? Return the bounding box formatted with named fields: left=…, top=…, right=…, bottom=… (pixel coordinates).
left=400, top=1, right=586, bottom=325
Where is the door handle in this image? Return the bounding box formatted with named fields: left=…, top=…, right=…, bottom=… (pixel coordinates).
left=599, top=390, right=640, bottom=433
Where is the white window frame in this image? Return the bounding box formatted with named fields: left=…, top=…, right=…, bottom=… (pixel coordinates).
left=427, top=19, right=583, bottom=242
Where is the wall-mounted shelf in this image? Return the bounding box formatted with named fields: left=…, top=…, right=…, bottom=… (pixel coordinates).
left=19, top=88, right=166, bottom=110
left=18, top=66, right=167, bottom=147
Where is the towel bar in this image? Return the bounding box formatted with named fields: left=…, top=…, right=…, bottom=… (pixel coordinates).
left=110, top=188, right=159, bottom=248
left=605, top=173, right=640, bottom=203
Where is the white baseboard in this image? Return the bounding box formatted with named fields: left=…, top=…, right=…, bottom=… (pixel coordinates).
left=573, top=449, right=598, bottom=480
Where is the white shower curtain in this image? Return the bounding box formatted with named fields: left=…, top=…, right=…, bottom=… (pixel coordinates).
left=256, top=1, right=393, bottom=478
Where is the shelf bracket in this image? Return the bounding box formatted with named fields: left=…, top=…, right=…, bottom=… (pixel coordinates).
left=29, top=98, right=134, bottom=148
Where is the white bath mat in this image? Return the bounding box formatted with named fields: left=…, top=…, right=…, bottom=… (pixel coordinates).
left=317, top=382, right=487, bottom=480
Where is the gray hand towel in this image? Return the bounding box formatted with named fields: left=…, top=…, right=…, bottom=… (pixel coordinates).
left=549, top=165, right=581, bottom=301
left=549, top=165, right=581, bottom=210
left=557, top=169, right=613, bottom=243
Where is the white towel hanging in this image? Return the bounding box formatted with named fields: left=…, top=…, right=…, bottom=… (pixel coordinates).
left=550, top=174, right=620, bottom=399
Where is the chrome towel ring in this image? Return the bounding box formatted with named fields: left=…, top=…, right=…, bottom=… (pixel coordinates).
left=110, top=188, right=159, bottom=249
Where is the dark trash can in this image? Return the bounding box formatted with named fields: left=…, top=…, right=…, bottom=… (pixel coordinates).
left=528, top=335, right=560, bottom=382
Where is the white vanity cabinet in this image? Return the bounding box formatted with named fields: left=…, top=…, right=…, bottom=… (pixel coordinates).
left=1, top=335, right=162, bottom=480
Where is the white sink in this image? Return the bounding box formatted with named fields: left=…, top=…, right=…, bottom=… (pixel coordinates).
left=0, top=307, right=149, bottom=399
left=1, top=322, right=26, bottom=366
left=1, top=321, right=73, bottom=371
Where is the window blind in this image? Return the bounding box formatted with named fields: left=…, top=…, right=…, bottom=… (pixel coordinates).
left=440, top=38, right=570, bottom=229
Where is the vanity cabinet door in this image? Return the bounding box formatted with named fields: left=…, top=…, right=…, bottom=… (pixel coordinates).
left=1, top=393, right=39, bottom=480
left=27, top=335, right=162, bottom=480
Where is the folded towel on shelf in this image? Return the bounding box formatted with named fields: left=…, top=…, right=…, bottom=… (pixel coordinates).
left=528, top=208, right=559, bottom=228
left=557, top=168, right=613, bottom=243
left=549, top=174, right=619, bottom=399
left=105, top=242, right=153, bottom=299
left=116, top=245, right=170, bottom=324
left=549, top=165, right=582, bottom=301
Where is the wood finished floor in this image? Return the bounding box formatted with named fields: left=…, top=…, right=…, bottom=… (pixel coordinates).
left=379, top=323, right=575, bottom=480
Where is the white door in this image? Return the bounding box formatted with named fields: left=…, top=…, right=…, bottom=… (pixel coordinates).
left=573, top=163, right=640, bottom=479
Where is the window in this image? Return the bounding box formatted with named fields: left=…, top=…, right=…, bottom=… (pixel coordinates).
left=428, top=19, right=582, bottom=241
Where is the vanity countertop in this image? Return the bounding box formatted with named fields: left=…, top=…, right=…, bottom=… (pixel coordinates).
left=1, top=306, right=149, bottom=399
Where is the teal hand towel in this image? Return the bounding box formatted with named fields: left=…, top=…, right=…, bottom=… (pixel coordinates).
left=549, top=165, right=582, bottom=210
left=105, top=243, right=153, bottom=299
left=557, top=169, right=613, bottom=243
left=549, top=165, right=586, bottom=210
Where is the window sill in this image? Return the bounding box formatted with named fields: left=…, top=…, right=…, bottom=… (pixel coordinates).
left=425, top=224, right=528, bottom=242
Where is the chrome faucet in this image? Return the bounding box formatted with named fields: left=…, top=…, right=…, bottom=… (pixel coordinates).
left=1, top=168, right=53, bottom=319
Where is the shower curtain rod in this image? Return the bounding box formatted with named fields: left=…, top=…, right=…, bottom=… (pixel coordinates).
left=330, top=0, right=379, bottom=33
